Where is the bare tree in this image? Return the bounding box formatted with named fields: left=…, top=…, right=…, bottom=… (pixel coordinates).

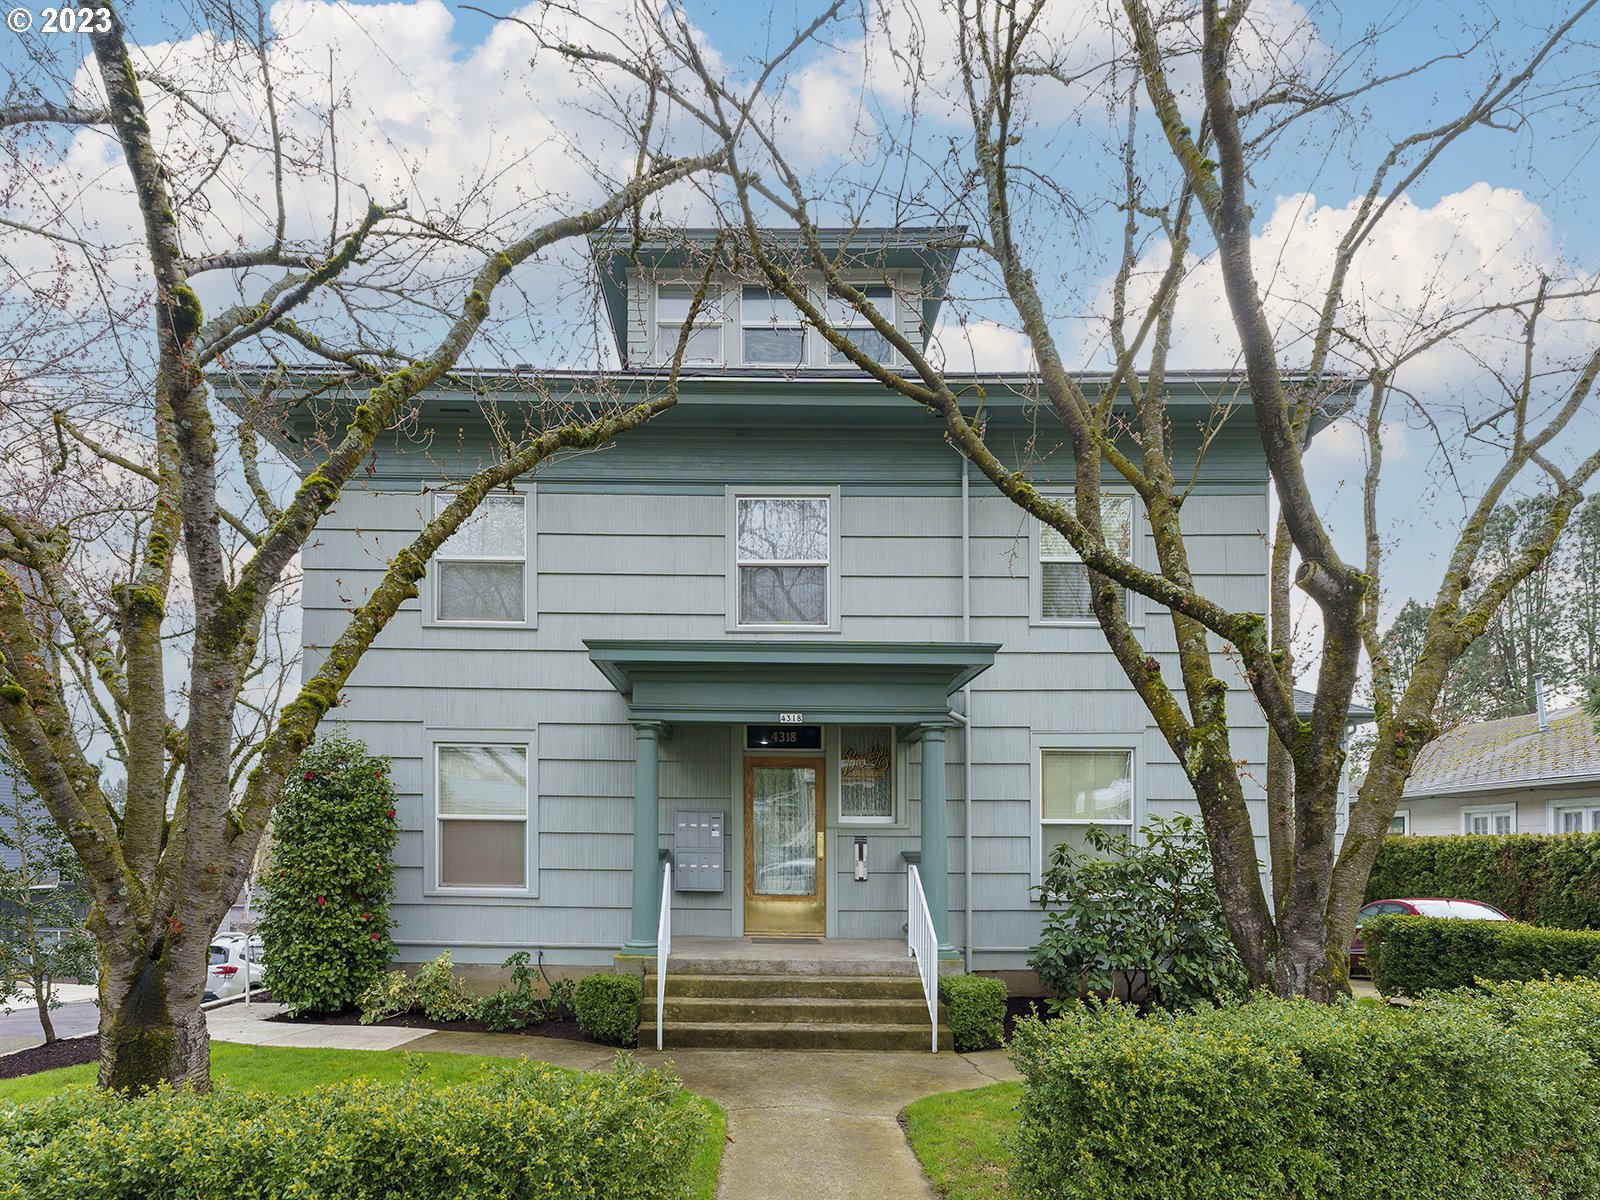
left=540, top=0, right=1600, bottom=997
left=0, top=1, right=767, bottom=1090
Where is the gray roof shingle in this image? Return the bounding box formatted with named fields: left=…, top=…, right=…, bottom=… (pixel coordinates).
left=1403, top=706, right=1600, bottom=797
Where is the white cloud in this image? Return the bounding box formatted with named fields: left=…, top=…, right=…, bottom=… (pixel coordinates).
left=931, top=318, right=1034, bottom=372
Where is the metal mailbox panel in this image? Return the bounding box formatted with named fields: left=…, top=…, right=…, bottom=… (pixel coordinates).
left=673, top=810, right=726, bottom=891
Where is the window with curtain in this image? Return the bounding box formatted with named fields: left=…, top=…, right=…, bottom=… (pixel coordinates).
left=1462, top=805, right=1515, bottom=836
left=736, top=495, right=829, bottom=626
left=825, top=284, right=896, bottom=364
left=742, top=286, right=807, bottom=366
left=1041, top=749, right=1133, bottom=868
left=1556, top=804, right=1600, bottom=833
left=655, top=282, right=724, bottom=364
left=434, top=493, right=525, bottom=622
left=1040, top=494, right=1132, bottom=622
left=437, top=744, right=528, bottom=888
left=840, top=726, right=895, bottom=821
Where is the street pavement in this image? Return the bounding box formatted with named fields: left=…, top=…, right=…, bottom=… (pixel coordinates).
left=0, top=993, right=100, bottom=1056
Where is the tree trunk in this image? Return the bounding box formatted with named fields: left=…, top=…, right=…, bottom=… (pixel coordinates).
left=96, top=930, right=211, bottom=1093
left=33, top=978, right=56, bottom=1044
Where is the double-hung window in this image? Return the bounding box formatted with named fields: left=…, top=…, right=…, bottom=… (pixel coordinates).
left=436, top=743, right=529, bottom=889
left=1555, top=804, right=1600, bottom=834
left=1040, top=494, right=1133, bottom=622
left=655, top=282, right=723, bottom=365
left=1041, top=749, right=1133, bottom=868
left=825, top=285, right=896, bottom=365
left=434, top=492, right=527, bottom=623
left=1463, top=804, right=1515, bottom=836
left=742, top=286, right=807, bottom=367
left=840, top=725, right=896, bottom=823
left=735, top=495, right=831, bottom=627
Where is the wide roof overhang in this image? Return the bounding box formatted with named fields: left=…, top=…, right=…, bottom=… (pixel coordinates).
left=584, top=639, right=1000, bottom=726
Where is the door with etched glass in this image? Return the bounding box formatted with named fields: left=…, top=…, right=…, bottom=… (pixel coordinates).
left=744, top=758, right=825, bottom=935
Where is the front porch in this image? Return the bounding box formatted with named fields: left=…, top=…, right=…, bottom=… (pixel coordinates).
left=586, top=640, right=999, bottom=962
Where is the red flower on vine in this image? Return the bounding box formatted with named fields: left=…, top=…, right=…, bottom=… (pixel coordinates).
left=387, top=808, right=396, bottom=820
left=360, top=912, right=371, bottom=921
left=370, top=932, right=380, bottom=940
left=316, top=895, right=326, bottom=907
left=303, top=771, right=315, bottom=781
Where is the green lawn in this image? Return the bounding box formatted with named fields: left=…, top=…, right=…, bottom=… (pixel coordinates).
left=1, top=1043, right=726, bottom=1200
left=902, top=1082, right=1022, bottom=1199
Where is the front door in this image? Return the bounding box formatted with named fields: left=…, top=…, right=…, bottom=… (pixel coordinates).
left=744, top=757, right=826, bottom=936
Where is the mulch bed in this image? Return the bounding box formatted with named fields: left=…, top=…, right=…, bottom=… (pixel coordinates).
left=1003, top=995, right=1053, bottom=1040
left=269, top=1006, right=593, bottom=1044
left=0, top=1034, right=99, bottom=1081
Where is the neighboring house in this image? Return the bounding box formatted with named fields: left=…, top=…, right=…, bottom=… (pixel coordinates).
left=1298, top=688, right=1376, bottom=845
left=1392, top=700, right=1600, bottom=838
left=248, top=227, right=1341, bottom=977
left=0, top=760, right=52, bottom=878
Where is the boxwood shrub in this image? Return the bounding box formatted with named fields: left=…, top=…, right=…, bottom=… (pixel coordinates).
left=0, top=1058, right=703, bottom=1200
left=939, top=974, right=1007, bottom=1051
left=1008, top=978, right=1600, bottom=1200
left=1364, top=914, right=1600, bottom=996
left=1366, top=832, right=1600, bottom=928
left=576, top=971, right=643, bottom=1046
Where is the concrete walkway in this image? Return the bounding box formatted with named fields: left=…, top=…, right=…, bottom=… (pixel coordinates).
left=206, top=1001, right=1019, bottom=1200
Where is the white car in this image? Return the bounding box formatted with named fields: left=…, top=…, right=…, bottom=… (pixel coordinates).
left=203, top=933, right=265, bottom=1001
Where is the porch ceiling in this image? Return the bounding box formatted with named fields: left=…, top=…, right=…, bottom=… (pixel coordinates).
left=584, top=639, right=999, bottom=725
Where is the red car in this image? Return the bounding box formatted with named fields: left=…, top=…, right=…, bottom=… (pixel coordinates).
left=1349, top=898, right=1511, bottom=976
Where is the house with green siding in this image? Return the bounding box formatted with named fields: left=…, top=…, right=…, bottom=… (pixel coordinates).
left=249, top=228, right=1333, bottom=1045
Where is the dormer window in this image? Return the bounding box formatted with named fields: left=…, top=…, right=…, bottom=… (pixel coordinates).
left=826, top=285, right=897, bottom=364
left=655, top=283, right=723, bottom=365
left=741, top=286, right=807, bottom=367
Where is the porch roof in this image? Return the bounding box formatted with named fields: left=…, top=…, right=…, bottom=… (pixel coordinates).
left=584, top=639, right=1000, bottom=725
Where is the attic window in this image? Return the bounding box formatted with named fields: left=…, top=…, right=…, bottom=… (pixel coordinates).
left=655, top=283, right=723, bottom=365
left=741, top=286, right=807, bottom=367
left=825, top=285, right=897, bottom=365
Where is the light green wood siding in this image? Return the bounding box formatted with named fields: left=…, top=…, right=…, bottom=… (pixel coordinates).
left=302, top=407, right=1269, bottom=969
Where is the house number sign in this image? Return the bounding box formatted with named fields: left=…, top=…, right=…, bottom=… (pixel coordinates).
left=746, top=723, right=823, bottom=750
left=779, top=713, right=804, bottom=723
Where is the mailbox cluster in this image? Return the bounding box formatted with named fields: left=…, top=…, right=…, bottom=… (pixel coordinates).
left=673, top=809, right=726, bottom=892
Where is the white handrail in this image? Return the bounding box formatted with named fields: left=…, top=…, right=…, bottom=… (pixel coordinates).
left=655, top=861, right=672, bottom=1051
left=906, top=864, right=939, bottom=1053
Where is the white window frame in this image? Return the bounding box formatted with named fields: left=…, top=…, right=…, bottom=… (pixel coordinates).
left=1552, top=802, right=1600, bottom=834
left=824, top=283, right=900, bottom=366
left=427, top=732, right=537, bottom=897
left=836, top=724, right=902, bottom=827
left=726, top=486, right=842, bottom=632
left=1462, top=804, right=1516, bottom=836
left=1029, top=732, right=1139, bottom=884
left=1388, top=809, right=1410, bottom=836
left=423, top=487, right=535, bottom=629
left=654, top=281, right=724, bottom=366
left=740, top=284, right=809, bottom=367
left=1029, top=491, right=1139, bottom=626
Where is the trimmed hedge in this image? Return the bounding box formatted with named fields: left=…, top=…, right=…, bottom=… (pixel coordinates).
left=1365, top=914, right=1600, bottom=996
left=1008, top=978, right=1600, bottom=1200
left=0, top=1058, right=703, bottom=1200
left=940, top=974, right=1007, bottom=1051
left=576, top=972, right=643, bottom=1046
left=1366, top=832, right=1600, bottom=929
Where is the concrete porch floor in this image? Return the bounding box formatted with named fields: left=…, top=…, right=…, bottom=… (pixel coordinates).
left=660, top=936, right=961, bottom=976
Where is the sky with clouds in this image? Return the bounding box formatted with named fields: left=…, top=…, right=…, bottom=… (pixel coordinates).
left=3, top=0, right=1597, bottom=673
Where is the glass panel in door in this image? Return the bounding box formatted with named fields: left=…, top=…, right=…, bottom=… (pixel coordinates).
left=744, top=759, right=825, bottom=935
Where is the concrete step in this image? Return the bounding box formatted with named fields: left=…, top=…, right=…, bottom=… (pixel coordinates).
left=647, top=973, right=926, bottom=1000
left=646, top=995, right=933, bottom=1025
left=663, top=952, right=922, bottom=976
left=640, top=1020, right=953, bottom=1052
